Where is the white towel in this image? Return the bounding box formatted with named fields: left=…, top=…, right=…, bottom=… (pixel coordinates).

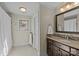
left=29, top=32, right=33, bottom=46
left=47, top=25, right=53, bottom=34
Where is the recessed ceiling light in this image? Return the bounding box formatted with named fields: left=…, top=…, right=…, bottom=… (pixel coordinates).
left=19, top=7, right=26, bottom=12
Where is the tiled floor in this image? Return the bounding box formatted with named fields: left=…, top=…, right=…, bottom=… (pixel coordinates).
left=8, top=45, right=38, bottom=56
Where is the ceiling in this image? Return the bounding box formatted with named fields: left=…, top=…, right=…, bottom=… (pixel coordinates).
left=0, top=2, right=62, bottom=16
left=40, top=2, right=62, bottom=9
left=0, top=2, right=39, bottom=16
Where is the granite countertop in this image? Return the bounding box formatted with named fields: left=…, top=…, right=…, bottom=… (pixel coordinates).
left=47, top=35, right=79, bottom=50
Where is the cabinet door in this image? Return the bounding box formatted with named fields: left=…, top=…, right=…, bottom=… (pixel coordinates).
left=47, top=38, right=52, bottom=56
left=52, top=45, right=61, bottom=56
left=71, top=48, right=79, bottom=56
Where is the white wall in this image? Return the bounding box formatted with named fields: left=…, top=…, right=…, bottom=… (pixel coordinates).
left=40, top=5, right=55, bottom=56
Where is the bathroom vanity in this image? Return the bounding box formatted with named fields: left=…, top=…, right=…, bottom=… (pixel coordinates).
left=46, top=4, right=79, bottom=56
left=47, top=5, right=79, bottom=56
left=47, top=34, right=79, bottom=56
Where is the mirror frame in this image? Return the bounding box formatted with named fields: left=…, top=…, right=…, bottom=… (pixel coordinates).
left=56, top=6, right=79, bottom=34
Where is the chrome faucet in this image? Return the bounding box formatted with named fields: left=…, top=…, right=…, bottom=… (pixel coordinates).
left=65, top=34, right=74, bottom=40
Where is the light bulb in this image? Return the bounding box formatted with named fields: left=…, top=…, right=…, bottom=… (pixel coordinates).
left=66, top=4, right=70, bottom=9
left=60, top=8, right=64, bottom=12
left=74, top=2, right=79, bottom=5
left=19, top=7, right=26, bottom=12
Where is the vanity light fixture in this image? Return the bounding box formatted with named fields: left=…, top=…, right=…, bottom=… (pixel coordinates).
left=19, top=7, right=26, bottom=12
left=60, top=2, right=79, bottom=12
left=66, top=4, right=71, bottom=9
left=74, top=2, right=79, bottom=5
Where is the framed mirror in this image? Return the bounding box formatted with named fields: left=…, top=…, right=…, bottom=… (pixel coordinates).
left=56, top=6, right=79, bottom=33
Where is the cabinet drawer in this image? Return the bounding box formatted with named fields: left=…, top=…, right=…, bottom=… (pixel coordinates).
left=52, top=41, right=61, bottom=47
left=71, top=48, right=79, bottom=55
left=60, top=49, right=69, bottom=56
left=60, top=44, right=69, bottom=52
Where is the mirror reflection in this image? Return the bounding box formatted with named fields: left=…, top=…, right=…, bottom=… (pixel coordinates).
left=57, top=7, right=79, bottom=32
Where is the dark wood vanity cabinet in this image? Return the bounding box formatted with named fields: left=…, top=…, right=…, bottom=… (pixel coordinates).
left=47, top=38, right=79, bottom=56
